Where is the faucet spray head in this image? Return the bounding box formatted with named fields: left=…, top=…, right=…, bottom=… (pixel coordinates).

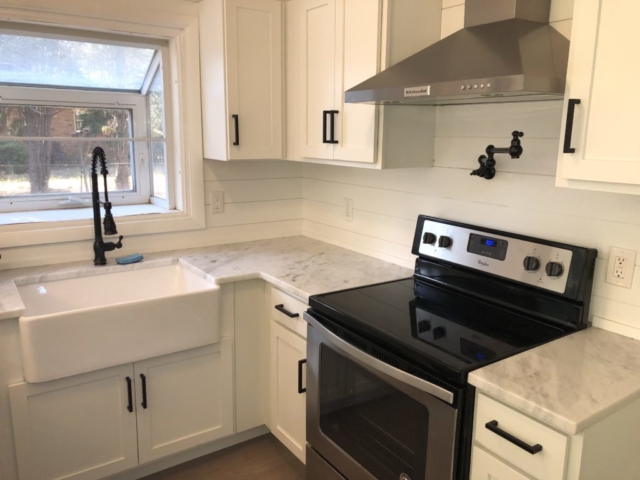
left=103, top=202, right=118, bottom=236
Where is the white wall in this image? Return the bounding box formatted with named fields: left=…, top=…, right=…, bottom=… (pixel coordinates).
left=303, top=0, right=640, bottom=338
left=0, top=161, right=303, bottom=270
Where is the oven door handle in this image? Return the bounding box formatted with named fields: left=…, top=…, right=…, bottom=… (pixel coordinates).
left=305, top=313, right=455, bottom=405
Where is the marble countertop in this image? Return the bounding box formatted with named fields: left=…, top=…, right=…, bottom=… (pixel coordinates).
left=469, top=327, right=640, bottom=435
left=0, top=236, right=412, bottom=320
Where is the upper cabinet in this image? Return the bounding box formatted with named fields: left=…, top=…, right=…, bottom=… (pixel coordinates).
left=557, top=0, right=640, bottom=194
left=200, top=0, right=283, bottom=161
left=286, top=0, right=443, bottom=168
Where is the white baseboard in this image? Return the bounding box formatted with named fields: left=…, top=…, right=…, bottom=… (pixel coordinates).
left=107, top=426, right=270, bottom=480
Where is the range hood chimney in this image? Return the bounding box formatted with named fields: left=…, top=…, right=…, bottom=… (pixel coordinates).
left=345, top=0, right=569, bottom=106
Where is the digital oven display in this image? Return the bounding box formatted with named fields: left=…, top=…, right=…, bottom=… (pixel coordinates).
left=481, top=238, right=497, bottom=248
left=468, top=233, right=508, bottom=261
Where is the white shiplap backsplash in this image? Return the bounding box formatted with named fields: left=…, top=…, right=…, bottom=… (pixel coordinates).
left=303, top=0, right=640, bottom=339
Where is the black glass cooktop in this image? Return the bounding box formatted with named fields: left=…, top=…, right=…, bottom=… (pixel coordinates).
left=309, top=278, right=567, bottom=384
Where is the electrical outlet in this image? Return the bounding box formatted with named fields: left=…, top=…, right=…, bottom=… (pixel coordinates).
left=606, top=247, right=636, bottom=288
left=211, top=191, right=224, bottom=214
left=344, top=198, right=353, bottom=223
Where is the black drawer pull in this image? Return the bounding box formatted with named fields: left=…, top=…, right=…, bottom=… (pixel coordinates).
left=140, top=374, right=148, bottom=409
left=275, top=304, right=299, bottom=318
left=232, top=114, right=240, bottom=146
left=298, top=359, right=307, bottom=394
left=563, top=99, right=581, bottom=154
left=485, top=420, right=542, bottom=455
left=126, top=377, right=133, bottom=413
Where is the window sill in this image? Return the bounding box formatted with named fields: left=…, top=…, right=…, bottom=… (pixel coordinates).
left=0, top=204, right=172, bottom=226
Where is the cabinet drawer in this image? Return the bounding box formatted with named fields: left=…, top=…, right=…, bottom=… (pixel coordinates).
left=271, top=288, right=308, bottom=339
left=471, top=446, right=532, bottom=480
left=474, top=394, right=568, bottom=480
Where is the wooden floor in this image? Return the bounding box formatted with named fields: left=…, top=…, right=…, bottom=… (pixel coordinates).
left=142, top=435, right=306, bottom=480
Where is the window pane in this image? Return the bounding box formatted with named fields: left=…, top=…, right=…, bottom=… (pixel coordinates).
left=151, top=142, right=167, bottom=200
left=149, top=70, right=165, bottom=138
left=0, top=34, right=156, bottom=91
left=0, top=105, right=132, bottom=138
left=0, top=140, right=134, bottom=196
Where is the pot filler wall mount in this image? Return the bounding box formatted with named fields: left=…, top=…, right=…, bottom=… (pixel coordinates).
left=345, top=0, right=566, bottom=179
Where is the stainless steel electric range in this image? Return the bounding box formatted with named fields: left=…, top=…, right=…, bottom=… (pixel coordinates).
left=304, top=216, right=597, bottom=480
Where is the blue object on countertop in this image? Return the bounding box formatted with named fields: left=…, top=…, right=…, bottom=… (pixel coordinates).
left=116, top=254, right=144, bottom=265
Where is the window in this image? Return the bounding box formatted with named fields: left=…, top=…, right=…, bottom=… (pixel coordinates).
left=0, top=29, right=172, bottom=214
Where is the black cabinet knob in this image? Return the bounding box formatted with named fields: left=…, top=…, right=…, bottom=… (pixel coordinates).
left=423, top=232, right=437, bottom=245
left=433, top=326, right=447, bottom=340
left=545, top=262, right=564, bottom=278
left=438, top=236, right=453, bottom=249
left=523, top=256, right=541, bottom=272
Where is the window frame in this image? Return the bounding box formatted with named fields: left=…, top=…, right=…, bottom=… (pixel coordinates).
left=0, top=5, right=207, bottom=258
left=0, top=86, right=152, bottom=212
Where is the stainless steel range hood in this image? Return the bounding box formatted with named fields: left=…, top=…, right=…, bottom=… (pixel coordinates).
left=345, top=0, right=569, bottom=106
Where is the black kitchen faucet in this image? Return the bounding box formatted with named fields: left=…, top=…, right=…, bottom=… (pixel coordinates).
left=91, top=147, right=123, bottom=265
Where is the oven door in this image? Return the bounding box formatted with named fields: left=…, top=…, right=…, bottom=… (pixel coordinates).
left=305, top=312, right=459, bottom=480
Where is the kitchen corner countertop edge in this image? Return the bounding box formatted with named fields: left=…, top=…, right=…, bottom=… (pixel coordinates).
left=469, top=327, right=640, bottom=436
left=0, top=236, right=412, bottom=321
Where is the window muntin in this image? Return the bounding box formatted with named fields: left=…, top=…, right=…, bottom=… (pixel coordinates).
left=148, top=66, right=167, bottom=200
left=0, top=34, right=156, bottom=91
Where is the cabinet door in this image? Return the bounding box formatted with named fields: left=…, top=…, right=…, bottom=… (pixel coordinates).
left=332, top=0, right=380, bottom=163
left=271, top=321, right=307, bottom=463
left=557, top=0, right=640, bottom=189
left=299, top=0, right=337, bottom=160
left=225, top=0, right=283, bottom=160
left=471, top=447, right=532, bottom=480
left=135, top=341, right=234, bottom=464
left=9, top=365, right=138, bottom=480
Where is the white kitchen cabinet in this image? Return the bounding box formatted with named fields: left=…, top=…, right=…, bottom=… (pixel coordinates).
left=298, top=0, right=379, bottom=164
left=9, top=364, right=139, bottom=480
left=9, top=342, right=234, bottom=478
left=470, top=392, right=640, bottom=480
left=200, top=0, right=283, bottom=161
left=556, top=0, right=640, bottom=194
left=287, top=0, right=442, bottom=168
left=471, top=447, right=532, bottom=480
left=271, top=320, right=307, bottom=463
left=135, top=341, right=234, bottom=464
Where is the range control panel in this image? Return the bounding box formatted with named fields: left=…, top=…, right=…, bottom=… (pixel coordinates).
left=415, top=218, right=574, bottom=294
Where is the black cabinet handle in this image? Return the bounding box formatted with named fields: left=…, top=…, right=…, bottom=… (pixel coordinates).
left=485, top=420, right=542, bottom=455
left=328, top=110, right=339, bottom=144
left=126, top=377, right=133, bottom=413
left=322, top=110, right=330, bottom=144
left=140, top=374, right=148, bottom=409
left=275, top=304, right=299, bottom=318
left=563, top=99, right=581, bottom=154
left=298, top=359, right=307, bottom=394
left=232, top=114, right=240, bottom=146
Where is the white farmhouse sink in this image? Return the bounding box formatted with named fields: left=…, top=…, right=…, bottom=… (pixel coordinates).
left=18, top=263, right=221, bottom=383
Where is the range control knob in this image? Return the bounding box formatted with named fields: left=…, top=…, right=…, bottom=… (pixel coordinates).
left=545, top=261, right=564, bottom=278
left=433, top=326, right=447, bottom=340
left=523, top=256, right=541, bottom=272
left=438, top=236, right=453, bottom=249
left=423, top=232, right=437, bottom=245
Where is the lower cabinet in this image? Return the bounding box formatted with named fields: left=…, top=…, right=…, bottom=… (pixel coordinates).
left=9, top=342, right=234, bottom=480
left=471, top=447, right=531, bottom=480
left=270, top=320, right=307, bottom=463
left=135, top=340, right=234, bottom=464
left=9, top=364, right=139, bottom=480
